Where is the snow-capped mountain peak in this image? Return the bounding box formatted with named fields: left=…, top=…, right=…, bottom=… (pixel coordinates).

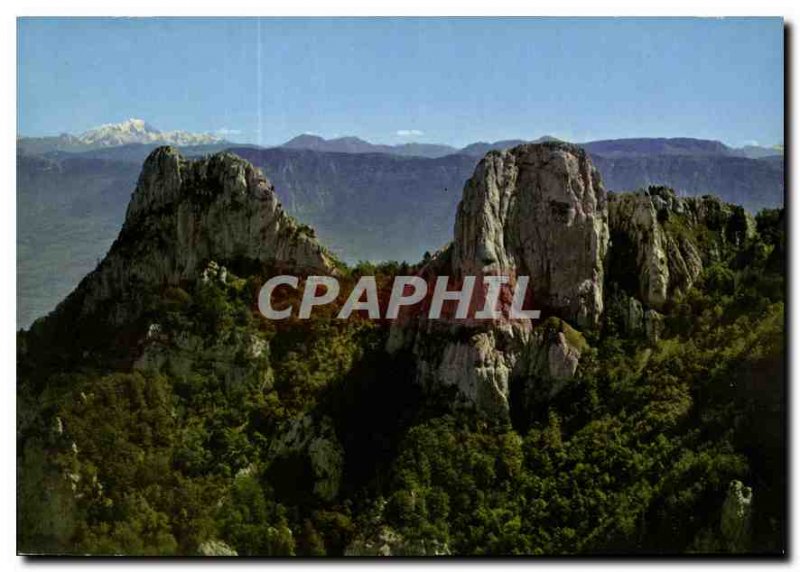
left=77, top=118, right=223, bottom=147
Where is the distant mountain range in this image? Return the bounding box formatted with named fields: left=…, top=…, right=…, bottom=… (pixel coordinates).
left=276, top=134, right=783, bottom=160
left=280, top=134, right=458, bottom=158
left=16, top=121, right=784, bottom=327
left=18, top=119, right=783, bottom=160
left=18, top=118, right=225, bottom=154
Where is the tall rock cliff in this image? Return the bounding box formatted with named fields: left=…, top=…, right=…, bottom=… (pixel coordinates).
left=452, top=142, right=609, bottom=328
left=390, top=142, right=607, bottom=417
left=121, top=146, right=334, bottom=285
left=392, top=145, right=756, bottom=418
left=26, top=147, right=336, bottom=348
left=607, top=186, right=755, bottom=311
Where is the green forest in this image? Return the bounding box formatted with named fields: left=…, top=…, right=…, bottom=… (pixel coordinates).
left=17, top=205, right=785, bottom=556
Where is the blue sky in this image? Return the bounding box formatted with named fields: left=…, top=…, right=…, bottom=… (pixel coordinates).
left=18, top=17, right=784, bottom=147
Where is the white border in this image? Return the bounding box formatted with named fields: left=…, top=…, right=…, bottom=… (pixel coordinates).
left=3, top=1, right=795, bottom=571
left=1, top=1, right=793, bottom=16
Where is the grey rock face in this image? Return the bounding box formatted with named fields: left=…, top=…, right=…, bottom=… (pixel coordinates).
left=608, top=191, right=683, bottom=309
left=410, top=321, right=531, bottom=418
left=345, top=526, right=451, bottom=556
left=395, top=315, right=589, bottom=420
left=515, top=318, right=587, bottom=407
left=122, top=146, right=333, bottom=281
left=622, top=296, right=645, bottom=334
left=266, top=415, right=344, bottom=502
left=526, top=319, right=585, bottom=382
left=643, top=309, right=664, bottom=343
left=43, top=147, right=335, bottom=328
left=198, top=539, right=238, bottom=556
left=391, top=143, right=604, bottom=416
left=607, top=186, right=754, bottom=310
left=452, top=142, right=609, bottom=328
left=610, top=295, right=663, bottom=343
left=390, top=151, right=759, bottom=418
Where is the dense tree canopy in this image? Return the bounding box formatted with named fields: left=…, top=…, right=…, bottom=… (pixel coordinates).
left=17, top=207, right=785, bottom=556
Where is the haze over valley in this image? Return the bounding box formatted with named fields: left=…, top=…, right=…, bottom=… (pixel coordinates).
left=17, top=120, right=784, bottom=328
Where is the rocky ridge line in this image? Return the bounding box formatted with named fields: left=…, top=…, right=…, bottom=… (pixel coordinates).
left=28, top=146, right=335, bottom=336
left=390, top=142, right=756, bottom=416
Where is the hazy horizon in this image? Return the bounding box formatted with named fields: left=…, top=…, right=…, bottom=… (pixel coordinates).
left=16, top=119, right=786, bottom=151
left=18, top=17, right=783, bottom=149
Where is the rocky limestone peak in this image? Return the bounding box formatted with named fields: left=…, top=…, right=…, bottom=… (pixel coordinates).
left=607, top=186, right=755, bottom=310
left=119, top=146, right=335, bottom=278
left=389, top=146, right=757, bottom=420
left=388, top=143, right=609, bottom=417
left=452, top=141, right=609, bottom=329
left=31, top=147, right=335, bottom=335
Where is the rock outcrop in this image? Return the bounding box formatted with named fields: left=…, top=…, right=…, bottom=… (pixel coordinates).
left=390, top=142, right=606, bottom=417
left=407, top=320, right=529, bottom=418
left=345, top=526, right=450, bottom=556
left=721, top=480, right=753, bottom=552
left=613, top=295, right=665, bottom=343
left=391, top=148, right=757, bottom=419
left=198, top=539, right=238, bottom=556
left=452, top=142, right=609, bottom=328
left=515, top=317, right=588, bottom=406
left=265, top=414, right=344, bottom=502
left=32, top=147, right=335, bottom=332
left=607, top=186, right=755, bottom=309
